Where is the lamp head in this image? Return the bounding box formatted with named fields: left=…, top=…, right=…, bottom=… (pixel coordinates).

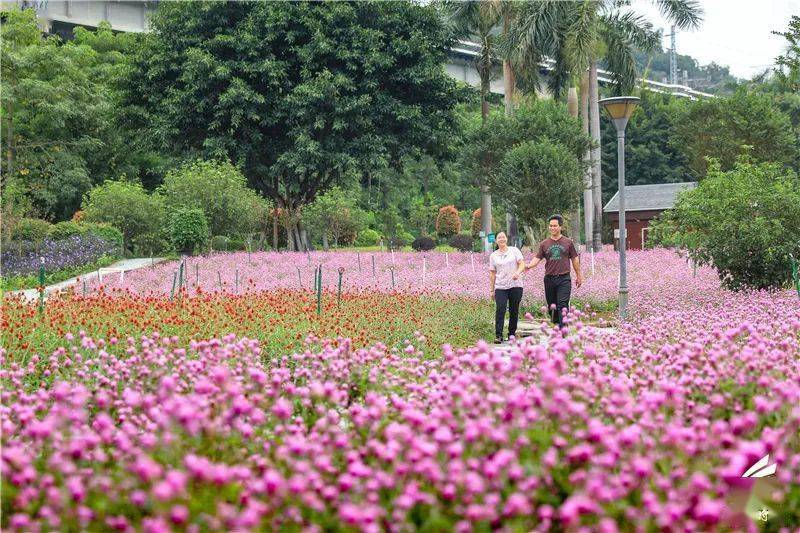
left=599, top=96, right=640, bottom=132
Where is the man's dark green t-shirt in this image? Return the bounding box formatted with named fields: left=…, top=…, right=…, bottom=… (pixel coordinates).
left=535, top=236, right=578, bottom=276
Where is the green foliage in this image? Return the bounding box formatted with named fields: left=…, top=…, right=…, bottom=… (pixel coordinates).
left=354, top=229, right=381, bottom=247
left=773, top=15, right=800, bottom=93
left=651, top=157, right=800, bottom=290
left=169, top=207, right=209, bottom=255
left=49, top=221, right=87, bottom=240
left=0, top=10, right=143, bottom=221
left=496, top=140, right=584, bottom=229
left=435, top=205, right=461, bottom=238
left=159, top=160, right=268, bottom=237
left=411, top=236, right=436, bottom=251
left=408, top=197, right=439, bottom=237
left=84, top=223, right=124, bottom=249
left=448, top=233, right=474, bottom=252
left=124, top=1, right=466, bottom=216
left=82, top=180, right=166, bottom=253
left=302, top=187, right=366, bottom=248
left=461, top=99, right=590, bottom=225
left=211, top=236, right=231, bottom=252
left=11, top=218, right=52, bottom=243
left=600, top=91, right=692, bottom=205
left=671, top=89, right=797, bottom=179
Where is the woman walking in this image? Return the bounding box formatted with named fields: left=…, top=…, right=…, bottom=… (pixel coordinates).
left=489, top=232, right=525, bottom=344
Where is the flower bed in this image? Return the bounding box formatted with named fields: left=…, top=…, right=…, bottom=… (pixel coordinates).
left=84, top=248, right=721, bottom=317
left=1, top=235, right=118, bottom=278
left=2, top=286, right=799, bottom=530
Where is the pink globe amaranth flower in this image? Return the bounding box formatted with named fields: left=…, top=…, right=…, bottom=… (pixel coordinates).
left=272, top=398, right=293, bottom=420
left=559, top=494, right=599, bottom=526
left=693, top=496, right=725, bottom=526
left=170, top=505, right=189, bottom=525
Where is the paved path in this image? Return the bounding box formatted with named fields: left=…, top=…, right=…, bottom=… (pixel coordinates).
left=8, top=257, right=165, bottom=301
left=490, top=317, right=618, bottom=350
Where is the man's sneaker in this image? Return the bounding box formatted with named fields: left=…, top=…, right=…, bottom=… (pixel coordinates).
left=494, top=335, right=503, bottom=344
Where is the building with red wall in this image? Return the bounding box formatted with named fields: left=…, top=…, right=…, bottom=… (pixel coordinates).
left=603, top=182, right=697, bottom=250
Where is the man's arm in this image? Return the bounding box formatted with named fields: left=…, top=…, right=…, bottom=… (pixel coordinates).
left=526, top=256, right=542, bottom=270
left=571, top=256, right=583, bottom=287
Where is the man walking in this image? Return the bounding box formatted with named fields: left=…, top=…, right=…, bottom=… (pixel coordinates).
left=526, top=215, right=583, bottom=328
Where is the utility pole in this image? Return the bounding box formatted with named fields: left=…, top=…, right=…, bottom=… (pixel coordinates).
left=668, top=25, right=678, bottom=85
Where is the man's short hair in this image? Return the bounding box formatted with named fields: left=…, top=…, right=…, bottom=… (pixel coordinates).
left=548, top=214, right=564, bottom=226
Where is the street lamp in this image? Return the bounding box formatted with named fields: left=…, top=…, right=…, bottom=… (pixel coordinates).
left=599, top=96, right=639, bottom=321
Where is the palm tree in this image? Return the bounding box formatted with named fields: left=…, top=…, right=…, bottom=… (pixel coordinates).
left=441, top=0, right=500, bottom=252
left=508, top=0, right=702, bottom=250
left=572, top=1, right=702, bottom=251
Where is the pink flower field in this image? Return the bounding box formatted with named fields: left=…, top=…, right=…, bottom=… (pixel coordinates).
left=86, top=248, right=721, bottom=316
left=3, top=248, right=800, bottom=530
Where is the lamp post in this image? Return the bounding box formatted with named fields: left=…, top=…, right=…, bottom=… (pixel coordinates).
left=598, top=96, right=639, bottom=321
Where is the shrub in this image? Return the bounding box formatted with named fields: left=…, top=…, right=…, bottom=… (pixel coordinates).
left=449, top=233, right=474, bottom=252
left=12, top=218, right=52, bottom=243
left=471, top=208, right=482, bottom=238
left=83, top=223, right=124, bottom=250
left=49, top=221, right=87, bottom=241
left=71, top=210, right=85, bottom=223
left=159, top=160, right=269, bottom=236
left=132, top=231, right=173, bottom=257
left=411, top=236, right=436, bottom=251
left=388, top=231, right=413, bottom=250
left=651, top=157, right=800, bottom=289
left=82, top=180, right=166, bottom=253
left=355, top=229, right=381, bottom=247
left=211, top=235, right=231, bottom=252
left=495, top=140, right=584, bottom=228
left=435, top=205, right=461, bottom=238
left=169, top=207, right=209, bottom=255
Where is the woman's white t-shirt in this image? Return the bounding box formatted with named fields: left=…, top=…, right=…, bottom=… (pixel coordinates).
left=489, top=246, right=524, bottom=290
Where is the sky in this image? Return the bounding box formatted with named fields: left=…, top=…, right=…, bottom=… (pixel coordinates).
left=633, top=0, right=799, bottom=79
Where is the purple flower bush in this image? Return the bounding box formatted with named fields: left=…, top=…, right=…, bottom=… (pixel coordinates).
left=2, top=287, right=799, bottom=530
left=1, top=235, right=118, bottom=278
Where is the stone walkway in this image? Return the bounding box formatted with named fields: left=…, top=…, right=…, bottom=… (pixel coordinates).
left=9, top=257, right=165, bottom=301
left=491, top=316, right=618, bottom=350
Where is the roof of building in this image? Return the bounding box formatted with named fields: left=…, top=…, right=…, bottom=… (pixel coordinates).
left=603, top=182, right=698, bottom=213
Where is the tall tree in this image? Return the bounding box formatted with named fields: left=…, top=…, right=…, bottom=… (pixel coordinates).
left=442, top=0, right=499, bottom=253
left=122, top=1, right=464, bottom=251
left=1, top=9, right=136, bottom=221
left=534, top=0, right=702, bottom=250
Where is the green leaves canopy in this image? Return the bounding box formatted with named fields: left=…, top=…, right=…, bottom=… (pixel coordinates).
left=122, top=1, right=465, bottom=211
left=650, top=157, right=800, bottom=290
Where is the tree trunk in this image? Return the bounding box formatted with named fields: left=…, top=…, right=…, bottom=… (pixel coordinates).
left=285, top=224, right=294, bottom=251
left=567, top=87, right=582, bottom=245
left=503, top=59, right=515, bottom=116
left=298, top=220, right=309, bottom=252
left=580, top=69, right=593, bottom=252
left=272, top=212, right=279, bottom=250
left=589, top=60, right=603, bottom=252
left=480, top=78, right=492, bottom=254
left=322, top=232, right=329, bottom=251
left=503, top=55, right=519, bottom=246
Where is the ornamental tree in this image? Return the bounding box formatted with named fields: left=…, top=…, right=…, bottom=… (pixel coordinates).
left=122, top=1, right=464, bottom=249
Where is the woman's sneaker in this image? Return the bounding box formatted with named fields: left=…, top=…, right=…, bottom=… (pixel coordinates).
left=494, top=335, right=503, bottom=344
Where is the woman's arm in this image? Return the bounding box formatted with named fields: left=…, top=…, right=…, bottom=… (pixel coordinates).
left=489, top=270, right=496, bottom=300
left=512, top=260, right=525, bottom=280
